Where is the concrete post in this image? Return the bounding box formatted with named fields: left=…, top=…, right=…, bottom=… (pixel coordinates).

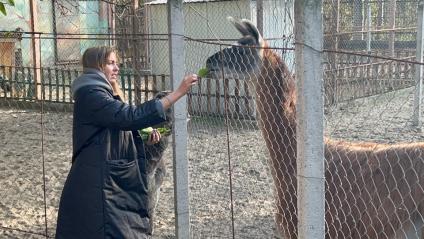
left=167, top=0, right=190, bottom=238
left=413, top=1, right=424, bottom=127
left=294, top=0, right=325, bottom=238
left=29, top=0, right=41, bottom=100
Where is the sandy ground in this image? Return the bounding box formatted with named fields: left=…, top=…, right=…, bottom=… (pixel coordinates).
left=0, top=104, right=276, bottom=239
left=1, top=87, right=424, bottom=238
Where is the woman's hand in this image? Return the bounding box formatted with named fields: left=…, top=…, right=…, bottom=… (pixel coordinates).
left=176, top=74, right=199, bottom=95
left=110, top=80, right=125, bottom=100
left=146, top=128, right=161, bottom=145
left=160, top=74, right=199, bottom=109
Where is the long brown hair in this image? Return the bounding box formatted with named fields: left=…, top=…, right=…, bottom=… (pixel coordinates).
left=82, top=46, right=125, bottom=100
left=82, top=46, right=115, bottom=70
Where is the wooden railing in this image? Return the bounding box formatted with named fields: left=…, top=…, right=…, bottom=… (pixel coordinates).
left=324, top=53, right=415, bottom=105
left=0, top=65, right=256, bottom=118
left=0, top=59, right=418, bottom=116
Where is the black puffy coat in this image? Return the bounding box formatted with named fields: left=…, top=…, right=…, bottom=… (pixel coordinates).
left=55, top=69, right=166, bottom=239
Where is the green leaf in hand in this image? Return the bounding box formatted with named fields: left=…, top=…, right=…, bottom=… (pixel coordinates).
left=8, top=0, right=15, bottom=7
left=0, top=3, right=6, bottom=15
left=138, top=127, right=171, bottom=141
left=157, top=127, right=171, bottom=136
left=139, top=127, right=153, bottom=141
left=197, top=68, right=209, bottom=78
left=141, top=127, right=154, bottom=134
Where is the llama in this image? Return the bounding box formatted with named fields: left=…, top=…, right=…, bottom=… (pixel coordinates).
left=0, top=74, right=11, bottom=93
left=143, top=91, right=173, bottom=235
left=0, top=71, right=31, bottom=98
left=205, top=17, right=424, bottom=239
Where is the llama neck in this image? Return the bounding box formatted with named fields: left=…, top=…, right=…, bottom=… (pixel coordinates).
left=254, top=49, right=298, bottom=237
left=255, top=49, right=297, bottom=154
left=254, top=48, right=298, bottom=186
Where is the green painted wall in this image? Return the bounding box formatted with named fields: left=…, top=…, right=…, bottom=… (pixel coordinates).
left=0, top=0, right=53, bottom=66
left=0, top=0, right=110, bottom=67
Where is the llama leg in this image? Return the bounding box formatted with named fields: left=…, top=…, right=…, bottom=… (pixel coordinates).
left=147, top=171, right=157, bottom=235
left=147, top=158, right=167, bottom=235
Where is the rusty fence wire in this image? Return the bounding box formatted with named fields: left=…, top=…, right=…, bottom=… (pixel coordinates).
left=1, top=0, right=424, bottom=238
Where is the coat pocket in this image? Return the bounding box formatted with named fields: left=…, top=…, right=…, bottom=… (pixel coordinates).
left=103, top=159, right=151, bottom=238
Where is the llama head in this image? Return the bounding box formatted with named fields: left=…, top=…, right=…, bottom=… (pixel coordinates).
left=205, top=17, right=265, bottom=80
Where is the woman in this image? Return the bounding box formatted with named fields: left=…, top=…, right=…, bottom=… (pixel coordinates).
left=55, top=46, right=198, bottom=239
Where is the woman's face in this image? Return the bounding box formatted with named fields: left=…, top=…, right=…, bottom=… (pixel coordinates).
left=103, top=52, right=119, bottom=83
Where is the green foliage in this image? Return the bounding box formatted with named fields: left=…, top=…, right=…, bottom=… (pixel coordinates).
left=0, top=0, right=14, bottom=16
left=0, top=3, right=6, bottom=15
left=197, top=68, right=209, bottom=78
left=138, top=127, right=171, bottom=141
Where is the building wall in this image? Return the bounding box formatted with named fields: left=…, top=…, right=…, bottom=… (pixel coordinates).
left=145, top=0, right=251, bottom=75
left=0, top=0, right=54, bottom=66
left=0, top=0, right=110, bottom=68
left=251, top=0, right=295, bottom=68
left=55, top=1, right=110, bottom=64
left=144, top=0, right=253, bottom=116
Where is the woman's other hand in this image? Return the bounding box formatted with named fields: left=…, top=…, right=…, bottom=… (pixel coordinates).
left=146, top=128, right=161, bottom=145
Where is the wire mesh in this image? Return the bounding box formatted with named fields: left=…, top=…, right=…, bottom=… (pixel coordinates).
left=322, top=1, right=424, bottom=238
left=185, top=39, right=279, bottom=238
left=1, top=0, right=424, bottom=238
left=323, top=53, right=424, bottom=239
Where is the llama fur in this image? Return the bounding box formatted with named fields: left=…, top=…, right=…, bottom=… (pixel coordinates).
left=143, top=91, right=172, bottom=235
left=205, top=18, right=424, bottom=239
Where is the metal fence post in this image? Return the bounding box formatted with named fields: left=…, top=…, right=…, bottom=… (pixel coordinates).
left=366, top=0, right=371, bottom=54
left=413, top=1, right=424, bottom=127
left=29, top=0, right=41, bottom=100
left=167, top=0, right=190, bottom=238
left=132, top=0, right=143, bottom=105
left=256, top=0, right=264, bottom=35
left=294, top=0, right=325, bottom=238
left=388, top=0, right=397, bottom=57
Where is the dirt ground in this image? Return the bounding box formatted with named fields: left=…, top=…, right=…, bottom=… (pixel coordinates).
left=1, top=87, right=424, bottom=238
left=0, top=104, right=276, bottom=239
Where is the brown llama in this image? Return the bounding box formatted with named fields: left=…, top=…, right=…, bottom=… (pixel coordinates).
left=204, top=17, right=424, bottom=239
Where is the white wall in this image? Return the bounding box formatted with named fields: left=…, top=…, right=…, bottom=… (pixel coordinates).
left=144, top=0, right=253, bottom=116
left=251, top=0, right=295, bottom=68
left=145, top=0, right=251, bottom=75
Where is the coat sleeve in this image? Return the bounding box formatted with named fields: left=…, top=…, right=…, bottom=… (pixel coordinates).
left=78, top=86, right=167, bottom=131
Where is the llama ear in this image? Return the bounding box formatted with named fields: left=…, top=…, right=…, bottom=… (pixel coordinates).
left=227, top=16, right=262, bottom=46
left=227, top=17, right=251, bottom=37
left=241, top=19, right=262, bottom=44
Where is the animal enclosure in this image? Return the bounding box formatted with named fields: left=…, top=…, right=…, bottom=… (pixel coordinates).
left=1, top=0, right=424, bottom=238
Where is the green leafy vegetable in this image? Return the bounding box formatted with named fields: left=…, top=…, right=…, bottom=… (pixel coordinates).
left=0, top=3, right=6, bottom=15
left=0, top=0, right=16, bottom=16
left=197, top=68, right=209, bottom=78
left=138, top=127, right=171, bottom=141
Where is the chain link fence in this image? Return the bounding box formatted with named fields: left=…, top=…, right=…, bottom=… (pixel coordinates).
left=1, top=0, right=424, bottom=238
